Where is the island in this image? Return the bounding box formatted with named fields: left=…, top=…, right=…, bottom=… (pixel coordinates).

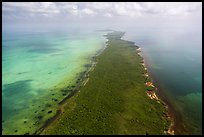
left=39, top=31, right=172, bottom=135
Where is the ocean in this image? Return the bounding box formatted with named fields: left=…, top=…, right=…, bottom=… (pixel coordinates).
left=123, top=24, right=202, bottom=134
left=2, top=23, right=202, bottom=135
left=2, top=29, right=106, bottom=135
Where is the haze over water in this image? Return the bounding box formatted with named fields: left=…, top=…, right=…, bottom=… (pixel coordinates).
left=123, top=22, right=202, bottom=134
left=2, top=2, right=202, bottom=135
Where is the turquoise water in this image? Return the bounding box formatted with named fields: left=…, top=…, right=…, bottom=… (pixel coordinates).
left=2, top=29, right=106, bottom=135
left=124, top=25, right=202, bottom=134
left=2, top=25, right=201, bottom=135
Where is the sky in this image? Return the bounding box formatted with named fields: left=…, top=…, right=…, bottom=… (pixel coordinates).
left=2, top=2, right=202, bottom=31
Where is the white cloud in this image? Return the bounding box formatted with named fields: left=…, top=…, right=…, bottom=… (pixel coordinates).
left=140, top=2, right=202, bottom=16
left=56, top=3, right=78, bottom=16
left=86, top=2, right=112, bottom=10
left=163, top=2, right=202, bottom=16
left=80, top=8, right=96, bottom=16
left=3, top=2, right=35, bottom=8
left=2, top=2, right=202, bottom=19
left=110, top=3, right=143, bottom=17
left=103, top=13, right=113, bottom=18
left=3, top=2, right=60, bottom=17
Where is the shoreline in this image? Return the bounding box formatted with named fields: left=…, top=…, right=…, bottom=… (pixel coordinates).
left=136, top=47, right=176, bottom=135
left=141, top=49, right=188, bottom=134
left=142, top=59, right=186, bottom=134
left=38, top=31, right=172, bottom=135
left=36, top=33, right=109, bottom=135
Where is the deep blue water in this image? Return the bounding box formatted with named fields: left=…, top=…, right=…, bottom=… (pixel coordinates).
left=124, top=24, right=202, bottom=134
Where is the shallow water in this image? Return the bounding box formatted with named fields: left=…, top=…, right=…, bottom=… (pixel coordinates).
left=2, top=24, right=201, bottom=135
left=2, top=29, right=106, bottom=135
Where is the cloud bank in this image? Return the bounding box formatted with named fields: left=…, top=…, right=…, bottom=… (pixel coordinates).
left=2, top=2, right=202, bottom=32
left=3, top=2, right=202, bottom=19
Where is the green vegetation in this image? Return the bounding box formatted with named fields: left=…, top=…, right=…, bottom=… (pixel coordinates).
left=41, top=31, right=170, bottom=135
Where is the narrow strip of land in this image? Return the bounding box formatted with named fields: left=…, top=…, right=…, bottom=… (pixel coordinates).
left=41, top=31, right=170, bottom=135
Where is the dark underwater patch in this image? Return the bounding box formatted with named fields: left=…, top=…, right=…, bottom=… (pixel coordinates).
left=2, top=80, right=33, bottom=97
left=2, top=80, right=33, bottom=120
left=28, top=48, right=61, bottom=54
